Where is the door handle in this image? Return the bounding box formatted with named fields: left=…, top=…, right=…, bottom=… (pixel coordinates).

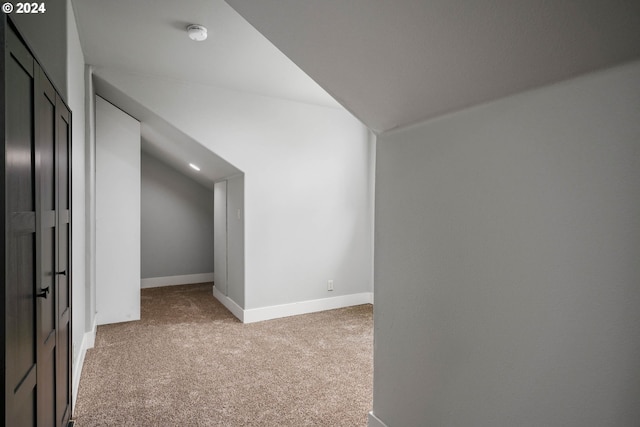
left=55, top=270, right=66, bottom=276
left=36, top=286, right=50, bottom=299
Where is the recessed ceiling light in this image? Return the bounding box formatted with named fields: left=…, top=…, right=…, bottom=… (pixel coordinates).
left=187, top=24, right=207, bottom=42
left=189, top=163, right=201, bottom=171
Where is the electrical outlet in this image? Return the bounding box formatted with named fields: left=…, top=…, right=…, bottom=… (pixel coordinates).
left=327, top=279, right=334, bottom=291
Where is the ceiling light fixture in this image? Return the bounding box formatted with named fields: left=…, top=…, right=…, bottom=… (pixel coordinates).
left=187, top=24, right=208, bottom=41
left=189, top=163, right=201, bottom=171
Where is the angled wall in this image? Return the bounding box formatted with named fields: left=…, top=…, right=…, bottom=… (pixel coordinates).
left=372, top=61, right=640, bottom=426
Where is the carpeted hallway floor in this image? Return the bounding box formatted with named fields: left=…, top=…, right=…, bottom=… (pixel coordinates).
left=72, top=283, right=373, bottom=426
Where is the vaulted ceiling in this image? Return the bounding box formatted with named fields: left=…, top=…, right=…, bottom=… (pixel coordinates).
left=72, top=0, right=343, bottom=186
left=226, top=0, right=640, bottom=133
left=72, top=0, right=339, bottom=108
left=73, top=0, right=640, bottom=150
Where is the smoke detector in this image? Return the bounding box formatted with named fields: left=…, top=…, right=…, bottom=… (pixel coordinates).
left=187, top=24, right=207, bottom=41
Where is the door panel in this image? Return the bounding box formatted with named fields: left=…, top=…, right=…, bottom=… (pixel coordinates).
left=35, top=65, right=57, bottom=427
left=55, top=97, right=72, bottom=426
left=5, top=24, right=37, bottom=427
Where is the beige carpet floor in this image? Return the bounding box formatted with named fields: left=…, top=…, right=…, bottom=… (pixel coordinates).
left=72, top=283, right=373, bottom=426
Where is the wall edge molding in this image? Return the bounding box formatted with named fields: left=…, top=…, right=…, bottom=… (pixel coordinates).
left=212, top=285, right=245, bottom=322
left=238, top=292, right=373, bottom=324
left=213, top=287, right=372, bottom=324
left=141, top=272, right=214, bottom=289
left=72, top=318, right=97, bottom=414
left=368, top=411, right=389, bottom=427
left=244, top=292, right=373, bottom=323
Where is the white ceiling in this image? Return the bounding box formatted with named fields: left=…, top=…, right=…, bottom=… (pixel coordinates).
left=72, top=0, right=340, bottom=108
left=73, top=0, right=640, bottom=142
left=71, top=0, right=343, bottom=185
left=226, top=0, right=640, bottom=132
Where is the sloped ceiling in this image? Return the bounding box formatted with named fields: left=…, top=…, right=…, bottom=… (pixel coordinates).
left=71, top=0, right=343, bottom=184
left=225, top=0, right=640, bottom=133
left=72, top=0, right=339, bottom=108
left=93, top=74, right=241, bottom=189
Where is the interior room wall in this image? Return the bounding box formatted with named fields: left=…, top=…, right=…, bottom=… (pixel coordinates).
left=83, top=65, right=96, bottom=337
left=73, top=62, right=97, bottom=412
left=95, top=96, right=141, bottom=325
left=66, top=0, right=87, bottom=394
left=140, top=151, right=214, bottom=284
left=93, top=68, right=375, bottom=312
left=372, top=60, right=640, bottom=427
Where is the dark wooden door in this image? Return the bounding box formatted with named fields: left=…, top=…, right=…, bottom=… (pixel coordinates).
left=55, top=92, right=72, bottom=427
left=35, top=64, right=57, bottom=427
left=3, top=20, right=72, bottom=427
left=5, top=23, right=38, bottom=427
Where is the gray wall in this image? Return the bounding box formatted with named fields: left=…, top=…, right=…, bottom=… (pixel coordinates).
left=141, top=151, right=214, bottom=279
left=372, top=60, right=640, bottom=427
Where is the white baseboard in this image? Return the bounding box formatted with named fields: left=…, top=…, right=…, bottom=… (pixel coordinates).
left=212, top=285, right=245, bottom=322
left=212, top=287, right=373, bottom=324
left=141, top=272, right=214, bottom=289
left=72, top=318, right=97, bottom=413
left=368, top=412, right=389, bottom=427
left=244, top=292, right=373, bottom=323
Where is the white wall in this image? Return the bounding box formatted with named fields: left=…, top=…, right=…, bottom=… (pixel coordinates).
left=140, top=152, right=214, bottom=280
left=94, top=69, right=374, bottom=313
left=84, top=65, right=96, bottom=334
left=372, top=61, right=640, bottom=427
left=66, top=0, right=87, bottom=394
left=95, top=96, right=141, bottom=325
